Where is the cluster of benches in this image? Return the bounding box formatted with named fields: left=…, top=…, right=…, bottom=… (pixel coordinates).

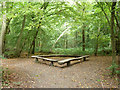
left=31, top=55, right=89, bottom=67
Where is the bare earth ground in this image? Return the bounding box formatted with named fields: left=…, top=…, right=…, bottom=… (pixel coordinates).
left=2, top=56, right=118, bottom=88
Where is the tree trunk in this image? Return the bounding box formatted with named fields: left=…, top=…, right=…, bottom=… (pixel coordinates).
left=64, top=34, right=68, bottom=49
left=94, top=38, right=99, bottom=56
left=28, top=30, right=38, bottom=56
left=15, top=15, right=26, bottom=57
left=116, top=2, right=120, bottom=78
left=0, top=2, right=6, bottom=55
left=31, top=31, right=37, bottom=54
left=82, top=26, right=85, bottom=51
left=94, top=26, right=100, bottom=56
left=32, top=40, right=35, bottom=54
left=116, top=2, right=120, bottom=56
left=110, top=2, right=117, bottom=75
left=3, top=18, right=12, bottom=53
left=87, top=28, right=90, bottom=48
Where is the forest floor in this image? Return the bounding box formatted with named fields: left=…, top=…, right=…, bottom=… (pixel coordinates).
left=1, top=56, right=118, bottom=88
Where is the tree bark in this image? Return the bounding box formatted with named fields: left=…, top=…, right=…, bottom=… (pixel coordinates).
left=94, top=34, right=100, bottom=56
left=3, top=18, right=12, bottom=53
left=0, top=2, right=6, bottom=55
left=105, top=2, right=120, bottom=56
left=116, top=2, right=120, bottom=56
left=15, top=15, right=26, bottom=57
left=64, top=34, right=68, bottom=49
left=110, top=2, right=117, bottom=75
left=94, top=26, right=100, bottom=56
left=28, top=30, right=38, bottom=56
left=82, top=25, right=85, bottom=51
left=32, top=40, right=35, bottom=54
left=87, top=28, right=90, bottom=48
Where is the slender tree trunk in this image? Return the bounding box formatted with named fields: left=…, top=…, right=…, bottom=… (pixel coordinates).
left=116, top=27, right=120, bottom=55
left=110, top=2, right=117, bottom=75
left=32, top=41, right=35, bottom=54
left=0, top=2, right=6, bottom=55
left=116, top=2, right=120, bottom=81
left=116, top=2, right=120, bottom=56
left=94, top=26, right=100, bottom=56
left=3, top=18, right=11, bottom=53
left=64, top=34, right=68, bottom=49
left=15, top=15, right=26, bottom=57
left=82, top=26, right=85, bottom=51
left=94, top=38, right=98, bottom=56
left=87, top=28, right=90, bottom=48
left=5, top=18, right=11, bottom=34
left=31, top=32, right=37, bottom=54
left=28, top=30, right=38, bottom=55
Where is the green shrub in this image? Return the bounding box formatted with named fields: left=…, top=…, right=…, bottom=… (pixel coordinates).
left=98, top=48, right=112, bottom=56
left=4, top=51, right=15, bottom=58
left=52, top=48, right=93, bottom=55
left=107, top=63, right=120, bottom=75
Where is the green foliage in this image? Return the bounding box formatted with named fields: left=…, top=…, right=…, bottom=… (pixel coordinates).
left=1, top=2, right=119, bottom=59
left=97, top=48, right=112, bottom=56
left=0, top=55, right=6, bottom=59
left=107, top=63, right=120, bottom=75
left=4, top=51, right=15, bottom=58
left=0, top=55, right=5, bottom=87
left=53, top=48, right=93, bottom=55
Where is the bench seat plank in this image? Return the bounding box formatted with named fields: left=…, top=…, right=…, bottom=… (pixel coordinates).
left=35, top=57, right=58, bottom=62
left=58, top=57, right=83, bottom=64
left=38, top=55, right=81, bottom=57
left=42, top=58, right=57, bottom=62
left=81, top=55, right=89, bottom=58
left=31, top=56, right=39, bottom=58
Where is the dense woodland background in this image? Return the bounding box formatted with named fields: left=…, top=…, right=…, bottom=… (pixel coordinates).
left=0, top=1, right=120, bottom=74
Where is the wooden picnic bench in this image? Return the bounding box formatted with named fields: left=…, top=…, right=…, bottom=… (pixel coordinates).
left=58, top=55, right=89, bottom=66
left=31, top=56, right=58, bottom=66
left=31, top=55, right=89, bottom=67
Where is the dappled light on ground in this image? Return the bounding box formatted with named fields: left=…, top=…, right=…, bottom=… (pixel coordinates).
left=2, top=56, right=118, bottom=88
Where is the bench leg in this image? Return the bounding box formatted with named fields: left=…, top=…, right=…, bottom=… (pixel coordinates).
left=35, top=58, right=38, bottom=62
left=42, top=59, right=45, bottom=61
left=67, top=61, right=70, bottom=66
left=86, top=58, right=89, bottom=61
left=83, top=57, right=86, bottom=61
left=50, top=61, right=54, bottom=66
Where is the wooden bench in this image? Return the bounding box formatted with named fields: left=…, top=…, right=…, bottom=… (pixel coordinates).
left=31, top=56, right=58, bottom=66
left=58, top=55, right=89, bottom=66
left=37, top=55, right=81, bottom=57
left=31, top=55, right=89, bottom=67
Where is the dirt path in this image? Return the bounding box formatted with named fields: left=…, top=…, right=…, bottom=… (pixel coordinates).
left=2, top=56, right=118, bottom=88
